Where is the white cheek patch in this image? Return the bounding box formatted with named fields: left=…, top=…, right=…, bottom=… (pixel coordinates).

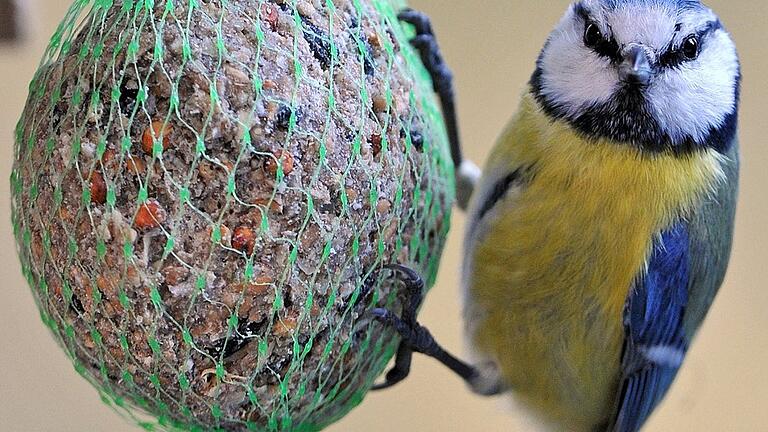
left=537, top=8, right=618, bottom=117
left=648, top=31, right=739, bottom=143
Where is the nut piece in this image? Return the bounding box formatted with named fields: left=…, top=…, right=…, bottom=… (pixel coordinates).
left=273, top=315, right=299, bottom=337
left=262, top=79, right=277, bottom=91
left=126, top=155, right=146, bottom=176
left=134, top=199, right=167, bottom=230
left=370, top=134, right=382, bottom=157
left=376, top=199, right=391, bottom=214
left=89, top=171, right=107, bottom=204
left=162, top=265, right=189, bottom=286
left=261, top=4, right=279, bottom=31
left=232, top=226, right=256, bottom=255
left=264, top=150, right=294, bottom=176
left=248, top=276, right=273, bottom=295
left=372, top=95, right=387, bottom=113
left=142, top=120, right=172, bottom=154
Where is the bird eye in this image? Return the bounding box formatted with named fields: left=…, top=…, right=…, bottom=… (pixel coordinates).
left=584, top=23, right=603, bottom=48
left=682, top=36, right=699, bottom=60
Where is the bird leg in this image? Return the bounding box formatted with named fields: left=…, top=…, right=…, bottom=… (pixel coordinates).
left=371, top=265, right=494, bottom=393
left=398, top=9, right=479, bottom=210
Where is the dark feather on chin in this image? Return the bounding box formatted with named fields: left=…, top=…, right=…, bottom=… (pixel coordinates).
left=529, top=66, right=739, bottom=154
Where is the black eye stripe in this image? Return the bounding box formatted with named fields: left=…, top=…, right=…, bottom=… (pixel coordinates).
left=575, top=2, right=723, bottom=69
left=660, top=20, right=722, bottom=68
left=582, top=21, right=622, bottom=63
left=594, top=35, right=622, bottom=63
left=575, top=3, right=623, bottom=63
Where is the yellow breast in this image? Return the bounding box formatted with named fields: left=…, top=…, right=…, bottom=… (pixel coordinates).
left=465, top=93, right=723, bottom=430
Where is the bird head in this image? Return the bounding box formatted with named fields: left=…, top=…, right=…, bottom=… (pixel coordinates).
left=531, top=0, right=741, bottom=153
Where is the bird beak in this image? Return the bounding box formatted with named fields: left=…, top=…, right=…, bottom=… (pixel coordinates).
left=619, top=45, right=653, bottom=86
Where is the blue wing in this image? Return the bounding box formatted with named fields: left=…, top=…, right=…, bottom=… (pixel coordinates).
left=611, top=223, right=691, bottom=432
left=611, top=143, right=738, bottom=432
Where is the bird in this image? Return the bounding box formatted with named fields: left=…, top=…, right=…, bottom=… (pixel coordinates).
left=371, top=1, right=741, bottom=431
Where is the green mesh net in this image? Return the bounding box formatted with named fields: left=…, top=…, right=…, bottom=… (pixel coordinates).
left=11, top=0, right=454, bottom=430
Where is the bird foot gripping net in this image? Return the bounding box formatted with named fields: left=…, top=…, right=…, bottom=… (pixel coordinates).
left=11, top=0, right=454, bottom=430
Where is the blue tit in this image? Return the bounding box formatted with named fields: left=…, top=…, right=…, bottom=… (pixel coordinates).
left=373, top=1, right=741, bottom=431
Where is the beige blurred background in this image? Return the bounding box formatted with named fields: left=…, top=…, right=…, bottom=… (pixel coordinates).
left=1, top=1, right=766, bottom=431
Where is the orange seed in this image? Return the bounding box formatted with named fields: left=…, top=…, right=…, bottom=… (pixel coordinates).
left=264, top=150, right=294, bottom=176
left=232, top=226, right=256, bottom=255
left=89, top=171, right=107, bottom=204
left=142, top=120, right=172, bottom=154
left=134, top=199, right=167, bottom=230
